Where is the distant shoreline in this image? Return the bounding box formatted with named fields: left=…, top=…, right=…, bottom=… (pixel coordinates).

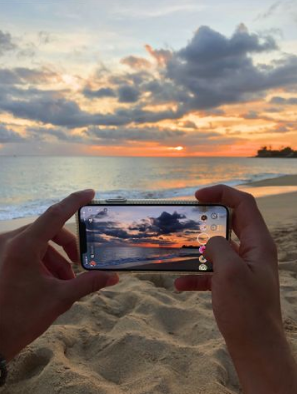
left=255, top=147, right=297, bottom=158
left=254, top=156, right=297, bottom=159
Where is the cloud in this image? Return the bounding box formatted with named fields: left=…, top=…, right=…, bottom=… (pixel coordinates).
left=38, top=31, right=53, bottom=45
left=242, top=110, right=259, bottom=119
left=0, top=67, right=59, bottom=85
left=118, top=85, right=140, bottom=103
left=145, top=44, right=172, bottom=66
left=27, top=127, right=86, bottom=143
left=7, top=124, right=233, bottom=148
left=87, top=210, right=201, bottom=245
left=0, top=30, right=17, bottom=55
left=255, top=1, right=282, bottom=20
left=121, top=55, right=152, bottom=69
left=270, top=96, right=297, bottom=105
left=163, top=25, right=297, bottom=110
left=1, top=25, right=297, bottom=134
left=86, top=126, right=185, bottom=142
left=129, top=211, right=200, bottom=236
left=0, top=91, right=184, bottom=127
left=82, top=86, right=116, bottom=99
left=0, top=125, right=25, bottom=143
left=180, top=121, right=197, bottom=129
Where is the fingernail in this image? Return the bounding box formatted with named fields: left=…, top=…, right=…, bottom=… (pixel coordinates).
left=106, top=274, right=119, bottom=287
left=82, top=189, right=95, bottom=193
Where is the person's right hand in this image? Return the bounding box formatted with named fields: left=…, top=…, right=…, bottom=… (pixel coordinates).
left=175, top=185, right=297, bottom=394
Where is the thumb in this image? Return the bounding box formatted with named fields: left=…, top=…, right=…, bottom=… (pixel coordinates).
left=61, top=271, right=119, bottom=304
left=204, top=236, right=244, bottom=275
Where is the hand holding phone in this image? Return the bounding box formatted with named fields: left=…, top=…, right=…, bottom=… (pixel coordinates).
left=77, top=198, right=230, bottom=273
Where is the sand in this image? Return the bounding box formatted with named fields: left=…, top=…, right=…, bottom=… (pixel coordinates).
left=1, top=175, right=297, bottom=394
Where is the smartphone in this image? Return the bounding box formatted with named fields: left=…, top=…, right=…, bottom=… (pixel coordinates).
left=77, top=198, right=230, bottom=273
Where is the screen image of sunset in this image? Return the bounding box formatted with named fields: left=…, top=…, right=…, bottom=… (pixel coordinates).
left=0, top=0, right=296, bottom=158
left=80, top=205, right=227, bottom=271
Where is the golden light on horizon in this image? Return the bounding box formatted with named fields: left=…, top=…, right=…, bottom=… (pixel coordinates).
left=168, top=146, right=184, bottom=151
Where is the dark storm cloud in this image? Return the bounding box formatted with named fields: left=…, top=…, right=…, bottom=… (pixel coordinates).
left=0, top=125, right=25, bottom=143
left=270, top=96, right=297, bottom=105
left=0, top=30, right=17, bottom=55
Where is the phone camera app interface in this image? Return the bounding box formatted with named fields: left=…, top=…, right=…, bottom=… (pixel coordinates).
left=80, top=205, right=227, bottom=272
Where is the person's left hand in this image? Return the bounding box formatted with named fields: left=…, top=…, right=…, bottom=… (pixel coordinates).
left=0, top=189, right=119, bottom=362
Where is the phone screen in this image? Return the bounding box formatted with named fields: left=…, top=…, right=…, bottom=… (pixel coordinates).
left=78, top=204, right=229, bottom=272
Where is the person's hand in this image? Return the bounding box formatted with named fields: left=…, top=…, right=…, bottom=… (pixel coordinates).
left=0, top=190, right=119, bottom=363
left=175, top=185, right=297, bottom=394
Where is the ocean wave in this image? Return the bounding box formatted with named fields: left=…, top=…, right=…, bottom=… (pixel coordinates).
left=0, top=172, right=289, bottom=220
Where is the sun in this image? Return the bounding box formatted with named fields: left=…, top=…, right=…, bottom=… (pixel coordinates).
left=168, top=146, right=184, bottom=151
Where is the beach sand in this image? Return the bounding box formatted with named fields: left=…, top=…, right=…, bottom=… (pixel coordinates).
left=1, top=176, right=297, bottom=394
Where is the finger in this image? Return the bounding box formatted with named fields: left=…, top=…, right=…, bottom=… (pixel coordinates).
left=52, top=227, right=78, bottom=263
left=59, top=271, right=119, bottom=304
left=25, top=189, right=95, bottom=244
left=43, top=245, right=75, bottom=280
left=174, top=275, right=211, bottom=291
left=0, top=224, right=30, bottom=239
left=195, top=185, right=271, bottom=248
left=230, top=239, right=240, bottom=254
left=204, top=236, right=247, bottom=276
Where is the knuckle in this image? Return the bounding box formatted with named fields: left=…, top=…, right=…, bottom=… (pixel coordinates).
left=2, top=237, right=21, bottom=261
left=243, top=191, right=256, bottom=205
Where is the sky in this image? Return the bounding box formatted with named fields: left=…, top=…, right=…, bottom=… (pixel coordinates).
left=0, top=0, right=297, bottom=156
left=82, top=205, right=226, bottom=248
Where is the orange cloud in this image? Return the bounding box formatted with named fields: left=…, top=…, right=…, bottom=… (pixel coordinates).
left=145, top=44, right=172, bottom=66
left=121, top=55, right=152, bottom=69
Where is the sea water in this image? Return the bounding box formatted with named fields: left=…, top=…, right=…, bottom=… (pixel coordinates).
left=0, top=156, right=296, bottom=220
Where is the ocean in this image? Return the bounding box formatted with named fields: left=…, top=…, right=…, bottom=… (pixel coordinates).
left=0, top=156, right=296, bottom=220
left=88, top=246, right=200, bottom=269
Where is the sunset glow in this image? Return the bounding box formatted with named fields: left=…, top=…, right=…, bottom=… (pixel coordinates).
left=0, top=1, right=296, bottom=157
